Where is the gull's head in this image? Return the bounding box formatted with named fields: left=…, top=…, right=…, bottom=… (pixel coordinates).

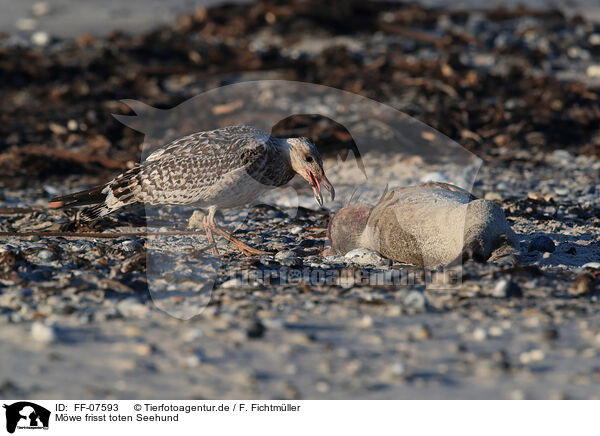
left=285, top=137, right=335, bottom=206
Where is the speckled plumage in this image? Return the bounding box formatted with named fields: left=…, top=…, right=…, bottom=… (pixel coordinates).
left=74, top=125, right=297, bottom=220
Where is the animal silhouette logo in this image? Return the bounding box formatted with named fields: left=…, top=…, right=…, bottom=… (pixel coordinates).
left=3, top=402, right=50, bottom=434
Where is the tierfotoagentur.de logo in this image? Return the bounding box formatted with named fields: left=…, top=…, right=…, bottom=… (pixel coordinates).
left=3, top=402, right=50, bottom=434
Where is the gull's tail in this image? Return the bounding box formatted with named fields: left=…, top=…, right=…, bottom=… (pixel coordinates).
left=49, top=184, right=112, bottom=221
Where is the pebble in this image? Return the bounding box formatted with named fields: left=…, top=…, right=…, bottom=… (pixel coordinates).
left=31, top=32, right=50, bottom=47
left=554, top=187, right=570, bottom=196
left=187, top=210, right=206, bottom=229
left=484, top=192, right=502, bottom=201
left=586, top=65, right=600, bottom=78
left=135, top=343, right=154, bottom=356
left=121, top=240, right=142, bottom=252
left=357, top=315, right=373, bottom=329
left=421, top=172, right=449, bottom=183
left=31, top=322, right=57, bottom=344
left=390, top=362, right=406, bottom=377
left=246, top=320, right=266, bottom=339
left=488, top=326, right=503, bottom=337
left=410, top=324, right=431, bottom=340
left=220, top=278, right=244, bottom=289
left=16, top=18, right=37, bottom=31
left=37, top=249, right=55, bottom=261
left=288, top=226, right=304, bottom=235
left=582, top=262, right=600, bottom=270
left=274, top=250, right=301, bottom=267
left=589, top=34, right=600, bottom=46
left=344, top=248, right=391, bottom=267
left=506, top=389, right=526, bottom=400
left=472, top=328, right=487, bottom=341
left=117, top=298, right=149, bottom=318
left=67, top=119, right=79, bottom=131
left=183, top=354, right=202, bottom=368
left=183, top=328, right=205, bottom=341
left=322, top=255, right=346, bottom=266
left=31, top=2, right=50, bottom=16
left=570, top=273, right=594, bottom=296
left=492, top=279, right=523, bottom=298
left=551, top=149, right=573, bottom=161
left=528, top=235, right=555, bottom=253
left=519, top=349, right=545, bottom=364
left=403, top=291, right=427, bottom=311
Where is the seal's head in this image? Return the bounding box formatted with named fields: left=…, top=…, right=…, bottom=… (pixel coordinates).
left=327, top=203, right=373, bottom=255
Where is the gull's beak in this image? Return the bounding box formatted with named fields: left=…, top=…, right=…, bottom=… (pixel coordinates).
left=307, top=170, right=335, bottom=206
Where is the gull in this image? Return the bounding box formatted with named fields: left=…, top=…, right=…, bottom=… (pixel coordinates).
left=49, top=125, right=335, bottom=255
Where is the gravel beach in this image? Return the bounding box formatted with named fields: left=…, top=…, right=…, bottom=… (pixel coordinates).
left=1, top=0, right=600, bottom=399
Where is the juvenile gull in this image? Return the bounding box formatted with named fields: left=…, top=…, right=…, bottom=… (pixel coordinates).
left=50, top=125, right=334, bottom=255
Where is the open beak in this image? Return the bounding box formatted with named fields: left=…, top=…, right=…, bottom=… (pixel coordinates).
left=307, top=170, right=335, bottom=206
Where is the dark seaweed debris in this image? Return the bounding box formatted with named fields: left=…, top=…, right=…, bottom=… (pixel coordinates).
left=1, top=0, right=600, bottom=190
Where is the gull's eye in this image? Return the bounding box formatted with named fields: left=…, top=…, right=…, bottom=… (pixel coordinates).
left=305, top=156, right=314, bottom=163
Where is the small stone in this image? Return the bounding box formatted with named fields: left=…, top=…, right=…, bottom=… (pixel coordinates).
left=344, top=248, right=391, bottom=267
left=410, top=324, right=431, bottom=340
left=16, top=18, right=37, bottom=31
left=187, top=210, right=206, bottom=229
left=31, top=322, right=57, bottom=344
left=323, top=255, right=346, bottom=265
left=117, top=298, right=149, bottom=318
left=274, top=250, right=300, bottom=266
left=404, top=291, right=427, bottom=310
left=67, top=119, right=78, bottom=131
left=246, top=320, right=266, bottom=339
left=183, top=328, right=204, bottom=341
left=121, top=240, right=142, bottom=252
left=507, top=389, right=526, bottom=400
left=554, top=187, right=569, bottom=196
left=124, top=326, right=142, bottom=336
left=570, top=273, right=595, bottom=296
left=220, top=278, right=243, bottom=289
left=31, top=31, right=50, bottom=47
left=31, top=2, right=50, bottom=16
left=589, top=34, right=600, bottom=46
left=586, top=65, right=600, bottom=78
left=484, top=192, right=502, bottom=201
left=315, top=380, right=330, bottom=393
left=289, top=226, right=304, bottom=235
left=520, top=349, right=545, bottom=364
left=391, top=362, right=406, bottom=377
left=135, top=344, right=153, bottom=356
left=357, top=315, right=373, bottom=329
left=582, top=262, right=600, bottom=270
left=48, top=122, right=67, bottom=135
left=472, top=327, right=487, bottom=341
left=488, top=326, right=503, bottom=337
left=528, top=235, right=555, bottom=253
left=262, top=318, right=284, bottom=329
left=421, top=172, right=449, bottom=183
left=492, top=279, right=523, bottom=298
left=183, top=354, right=202, bottom=368
left=37, top=249, right=55, bottom=261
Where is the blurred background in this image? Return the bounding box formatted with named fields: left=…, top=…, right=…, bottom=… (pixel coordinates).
left=2, top=0, right=600, bottom=37
left=2, top=0, right=600, bottom=191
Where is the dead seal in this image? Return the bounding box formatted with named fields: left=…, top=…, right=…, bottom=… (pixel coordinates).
left=328, top=182, right=519, bottom=267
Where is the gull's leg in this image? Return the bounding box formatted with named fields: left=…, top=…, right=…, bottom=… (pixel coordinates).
left=202, top=214, right=219, bottom=256
left=207, top=206, right=271, bottom=256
